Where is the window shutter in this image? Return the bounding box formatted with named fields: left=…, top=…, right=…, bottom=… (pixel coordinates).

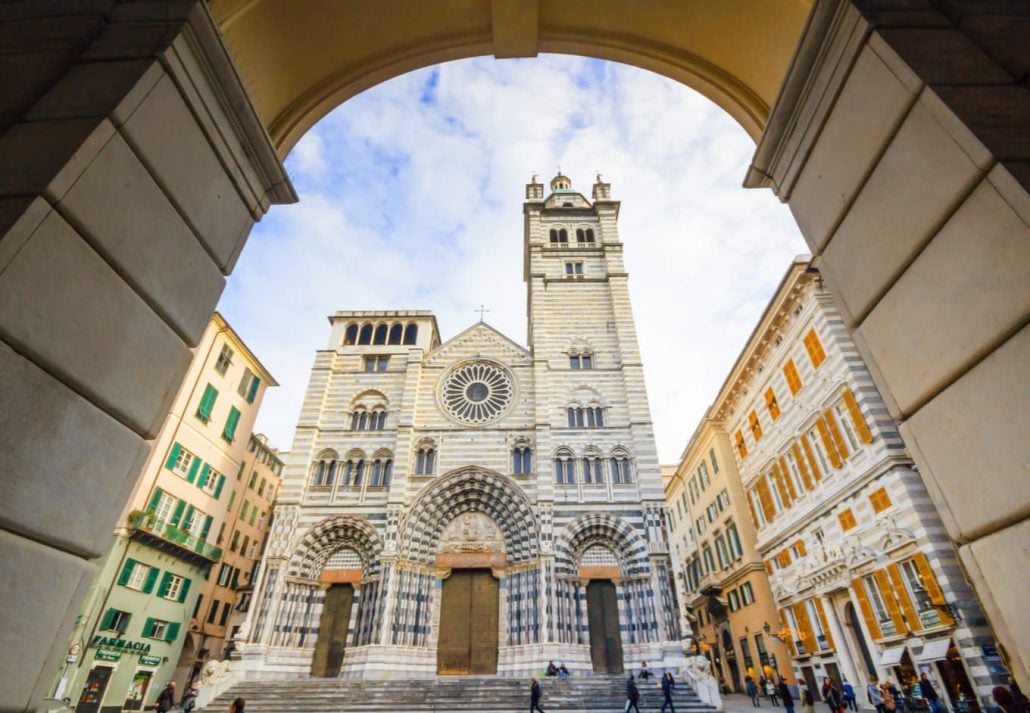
left=816, top=417, right=842, bottom=469
left=842, top=387, right=874, bottom=444
left=117, top=559, right=137, bottom=586
left=178, top=578, right=191, bottom=603
left=197, top=384, right=217, bottom=421
left=246, top=375, right=260, bottom=403
left=813, top=598, right=835, bottom=649
left=771, top=466, right=791, bottom=507
left=201, top=515, right=213, bottom=540
left=824, top=408, right=849, bottom=460
left=146, top=488, right=163, bottom=513
left=183, top=506, right=195, bottom=531
left=223, top=407, right=241, bottom=442
left=800, top=436, right=823, bottom=481
left=214, top=474, right=226, bottom=499
left=231, top=568, right=240, bottom=589
left=777, top=457, right=797, bottom=501
left=745, top=489, right=760, bottom=528
left=142, top=566, right=160, bottom=594
left=157, top=571, right=172, bottom=598
left=804, top=328, right=826, bottom=368
left=852, top=578, right=881, bottom=639
left=793, top=602, right=816, bottom=653
left=143, top=617, right=156, bottom=638
left=186, top=457, right=200, bottom=484
left=912, top=552, right=955, bottom=626
left=169, top=500, right=186, bottom=527
left=874, top=569, right=907, bottom=634
left=792, top=442, right=813, bottom=490
left=779, top=610, right=797, bottom=656
left=165, top=622, right=181, bottom=643
left=164, top=443, right=182, bottom=471
left=756, top=478, right=776, bottom=522
left=198, top=464, right=211, bottom=489
left=783, top=359, right=802, bottom=395
left=100, top=608, right=116, bottom=630
left=887, top=564, right=921, bottom=632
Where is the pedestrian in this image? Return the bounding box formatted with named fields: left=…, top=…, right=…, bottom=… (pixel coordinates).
left=748, top=677, right=762, bottom=707
left=229, top=698, right=246, bottom=713
left=920, top=673, right=944, bottom=713
left=530, top=677, right=546, bottom=713
left=546, top=660, right=558, bottom=677
left=823, top=678, right=844, bottom=713
left=868, top=680, right=886, bottom=713
left=843, top=680, right=858, bottom=712
left=661, top=672, right=677, bottom=713
left=779, top=677, right=795, bottom=713
left=640, top=661, right=653, bottom=680
left=156, top=682, right=176, bottom=713
left=994, top=686, right=1017, bottom=713
left=881, top=683, right=898, bottom=713
left=181, top=682, right=199, bottom=713
left=803, top=689, right=816, bottom=713
left=769, top=678, right=781, bottom=707
left=558, top=663, right=569, bottom=679
left=625, top=673, right=642, bottom=713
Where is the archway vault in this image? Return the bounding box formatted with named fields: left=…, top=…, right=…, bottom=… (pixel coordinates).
left=209, top=0, right=811, bottom=154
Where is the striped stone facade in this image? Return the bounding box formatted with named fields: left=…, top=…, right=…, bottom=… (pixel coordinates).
left=720, top=260, right=1006, bottom=706
left=235, top=174, right=686, bottom=679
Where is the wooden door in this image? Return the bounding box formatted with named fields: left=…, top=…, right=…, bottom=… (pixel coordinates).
left=311, top=584, right=354, bottom=677
left=438, top=569, right=498, bottom=675
left=587, top=580, right=624, bottom=673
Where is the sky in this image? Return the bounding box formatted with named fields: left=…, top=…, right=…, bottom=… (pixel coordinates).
left=217, top=55, right=808, bottom=464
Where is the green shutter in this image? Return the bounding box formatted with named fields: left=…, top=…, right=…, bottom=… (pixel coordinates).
left=146, top=488, right=163, bottom=513
left=178, top=578, right=192, bottom=603
left=165, top=622, right=181, bottom=643
left=100, top=608, right=116, bottom=630
left=246, top=376, right=260, bottom=404
left=214, top=474, right=226, bottom=500
left=142, top=566, right=160, bottom=594
left=117, top=559, right=137, bottom=586
left=169, top=500, right=186, bottom=527
left=186, top=457, right=201, bottom=484
left=183, top=506, right=195, bottom=531
left=200, top=515, right=212, bottom=539
left=198, top=464, right=211, bottom=489
left=223, top=407, right=241, bottom=442
left=143, top=617, right=156, bottom=638
left=196, top=384, right=218, bottom=422
left=164, top=443, right=182, bottom=471
left=157, top=571, right=173, bottom=598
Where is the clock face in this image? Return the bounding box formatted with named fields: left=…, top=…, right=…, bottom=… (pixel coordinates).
left=440, top=361, right=515, bottom=425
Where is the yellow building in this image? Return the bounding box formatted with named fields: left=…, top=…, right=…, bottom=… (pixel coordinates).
left=666, top=424, right=793, bottom=693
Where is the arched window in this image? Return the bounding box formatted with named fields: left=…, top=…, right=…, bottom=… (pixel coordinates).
left=549, top=229, right=559, bottom=243
left=371, top=410, right=386, bottom=431
left=351, top=459, right=365, bottom=486
left=567, top=406, right=605, bottom=428
left=342, top=458, right=364, bottom=487
left=311, top=451, right=339, bottom=487
left=358, top=411, right=368, bottom=430
left=403, top=323, right=418, bottom=345
left=351, top=409, right=366, bottom=430
left=415, top=445, right=436, bottom=475
left=554, top=449, right=575, bottom=485
left=611, top=452, right=633, bottom=484
left=513, top=445, right=532, bottom=474
left=569, top=351, right=593, bottom=369
left=388, top=323, right=403, bottom=345
left=558, top=228, right=568, bottom=243
left=373, top=323, right=388, bottom=345
left=358, top=323, right=373, bottom=345
left=583, top=452, right=604, bottom=484
left=576, top=228, right=586, bottom=243
left=585, top=228, right=595, bottom=242
left=344, top=324, right=358, bottom=345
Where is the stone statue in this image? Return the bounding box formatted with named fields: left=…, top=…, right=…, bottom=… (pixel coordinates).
left=199, top=660, right=232, bottom=684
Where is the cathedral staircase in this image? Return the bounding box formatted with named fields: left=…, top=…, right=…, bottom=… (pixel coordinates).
left=202, top=673, right=718, bottom=712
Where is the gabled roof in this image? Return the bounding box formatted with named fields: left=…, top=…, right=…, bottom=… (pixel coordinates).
left=424, top=320, right=531, bottom=365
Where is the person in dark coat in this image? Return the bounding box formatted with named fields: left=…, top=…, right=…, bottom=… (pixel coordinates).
left=823, top=679, right=844, bottom=713
left=156, top=683, right=176, bottom=713
left=661, top=672, right=677, bottom=713
left=229, top=698, right=246, bottom=713
left=530, top=677, right=546, bottom=713
left=748, top=677, right=762, bottom=707
left=625, top=674, right=641, bottom=713
left=546, top=661, right=558, bottom=677
left=779, top=677, right=796, bottom=713
left=920, top=673, right=943, bottom=713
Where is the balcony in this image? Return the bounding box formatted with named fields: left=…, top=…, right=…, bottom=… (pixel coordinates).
left=128, top=511, right=223, bottom=564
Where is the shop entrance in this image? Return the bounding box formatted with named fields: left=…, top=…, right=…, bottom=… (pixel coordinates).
left=934, top=643, right=980, bottom=713
left=437, top=569, right=499, bottom=675
left=311, top=583, right=354, bottom=677
left=75, top=665, right=113, bottom=713
left=801, top=666, right=820, bottom=702
left=587, top=580, right=624, bottom=673
left=123, top=669, right=153, bottom=711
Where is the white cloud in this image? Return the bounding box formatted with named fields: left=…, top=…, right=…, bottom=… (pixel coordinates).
left=218, top=55, right=807, bottom=464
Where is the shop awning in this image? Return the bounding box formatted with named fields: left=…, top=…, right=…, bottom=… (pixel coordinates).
left=916, top=639, right=952, bottom=663
left=879, top=646, right=907, bottom=666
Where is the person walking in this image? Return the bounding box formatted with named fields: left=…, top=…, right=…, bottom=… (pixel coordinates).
left=843, top=681, right=858, bottom=712
left=868, top=680, right=886, bottom=713
left=823, top=678, right=844, bottom=713
left=530, top=677, right=546, bottom=713
left=229, top=698, right=246, bottom=713
left=625, top=674, right=642, bottom=713
left=779, top=677, right=795, bottom=713
left=769, top=678, right=781, bottom=707
left=661, top=672, right=677, bottom=713
left=802, top=689, right=816, bottom=713
left=156, top=682, right=176, bottom=713
left=881, top=682, right=898, bottom=713
left=920, top=673, right=943, bottom=713
left=748, top=677, right=762, bottom=707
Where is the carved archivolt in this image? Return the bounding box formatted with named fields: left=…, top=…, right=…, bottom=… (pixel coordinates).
left=288, top=515, right=383, bottom=579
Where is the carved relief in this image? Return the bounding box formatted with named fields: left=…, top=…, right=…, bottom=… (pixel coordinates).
left=438, top=512, right=506, bottom=554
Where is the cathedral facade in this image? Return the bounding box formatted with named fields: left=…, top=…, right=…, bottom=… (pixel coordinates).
left=235, top=173, right=687, bottom=679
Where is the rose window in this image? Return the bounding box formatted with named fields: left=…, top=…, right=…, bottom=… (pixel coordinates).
left=440, top=361, right=515, bottom=424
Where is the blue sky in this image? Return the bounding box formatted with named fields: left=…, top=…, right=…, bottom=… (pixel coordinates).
left=217, top=55, right=807, bottom=463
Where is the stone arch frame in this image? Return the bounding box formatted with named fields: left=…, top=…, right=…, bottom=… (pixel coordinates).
left=398, top=467, right=538, bottom=565
left=288, top=515, right=383, bottom=580
left=566, top=384, right=607, bottom=408
left=554, top=513, right=650, bottom=578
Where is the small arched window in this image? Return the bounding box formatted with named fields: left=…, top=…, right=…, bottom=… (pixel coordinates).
left=583, top=453, right=604, bottom=484
left=585, top=228, right=595, bottom=243
left=568, top=406, right=604, bottom=428
left=371, top=410, right=387, bottom=431
left=403, top=323, right=418, bottom=345
left=513, top=445, right=532, bottom=474
left=344, top=324, right=358, bottom=345
left=373, top=323, right=388, bottom=345
left=358, top=323, right=373, bottom=345
left=415, top=446, right=436, bottom=475
left=554, top=449, right=575, bottom=485
left=569, top=352, right=593, bottom=369
left=558, top=228, right=568, bottom=243
left=611, top=453, right=633, bottom=484
left=549, top=229, right=559, bottom=243
left=311, top=451, right=339, bottom=487
left=388, top=323, right=403, bottom=345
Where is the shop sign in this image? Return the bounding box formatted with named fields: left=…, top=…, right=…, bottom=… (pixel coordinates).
left=139, top=656, right=162, bottom=667
left=91, top=634, right=152, bottom=654
left=95, top=650, right=122, bottom=662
